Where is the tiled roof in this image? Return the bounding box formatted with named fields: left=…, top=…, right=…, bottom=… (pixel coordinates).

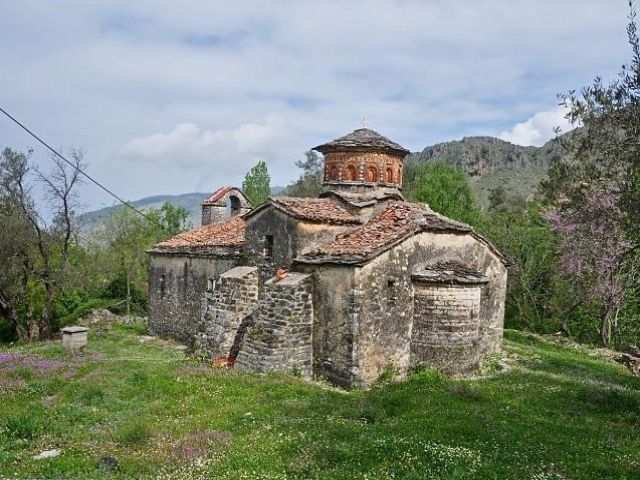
left=150, top=216, right=245, bottom=252
left=202, top=186, right=234, bottom=205
left=246, top=197, right=361, bottom=225
left=412, top=262, right=488, bottom=285
left=201, top=185, right=251, bottom=206
left=296, top=202, right=471, bottom=265
left=313, top=128, right=410, bottom=156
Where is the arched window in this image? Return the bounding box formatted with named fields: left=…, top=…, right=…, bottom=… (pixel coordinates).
left=385, top=167, right=394, bottom=183
left=397, top=168, right=402, bottom=184
left=229, top=195, right=241, bottom=216
left=365, top=166, right=378, bottom=182
left=345, top=165, right=357, bottom=181
left=329, top=165, right=338, bottom=180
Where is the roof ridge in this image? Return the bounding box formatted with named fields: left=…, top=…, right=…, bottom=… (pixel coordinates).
left=313, top=128, right=410, bottom=155
left=244, top=196, right=361, bottom=225
left=295, top=202, right=472, bottom=265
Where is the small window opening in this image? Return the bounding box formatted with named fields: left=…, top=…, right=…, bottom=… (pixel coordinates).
left=229, top=195, right=241, bottom=217
left=345, top=164, right=357, bottom=181
left=159, top=273, right=166, bottom=297
left=386, top=167, right=394, bottom=183
left=387, top=278, right=398, bottom=302
left=207, top=278, right=216, bottom=292
left=264, top=235, right=274, bottom=260
left=366, top=166, right=378, bottom=182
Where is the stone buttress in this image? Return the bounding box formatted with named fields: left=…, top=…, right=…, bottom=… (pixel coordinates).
left=235, top=273, right=314, bottom=378
left=196, top=266, right=259, bottom=361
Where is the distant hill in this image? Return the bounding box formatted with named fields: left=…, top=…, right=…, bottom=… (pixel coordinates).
left=80, top=186, right=285, bottom=233
left=406, top=136, right=564, bottom=206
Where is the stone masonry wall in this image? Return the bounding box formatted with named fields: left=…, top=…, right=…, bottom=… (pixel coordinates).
left=350, top=231, right=506, bottom=385
left=195, top=266, right=259, bottom=360
left=148, top=253, right=240, bottom=348
left=235, top=273, right=314, bottom=378
left=296, top=265, right=357, bottom=387
left=411, top=283, right=482, bottom=373
left=202, top=205, right=252, bottom=226
left=352, top=247, right=415, bottom=386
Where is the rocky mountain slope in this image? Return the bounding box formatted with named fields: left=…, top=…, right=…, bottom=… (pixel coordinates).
left=406, top=136, right=564, bottom=206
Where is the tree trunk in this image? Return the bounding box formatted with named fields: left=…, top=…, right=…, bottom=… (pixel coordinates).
left=27, top=306, right=39, bottom=342
left=126, top=270, right=131, bottom=321
left=7, top=308, right=28, bottom=342
left=40, top=281, right=55, bottom=340
left=600, top=309, right=612, bottom=347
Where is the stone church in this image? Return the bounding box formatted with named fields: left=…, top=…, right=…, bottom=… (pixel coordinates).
left=148, top=128, right=507, bottom=387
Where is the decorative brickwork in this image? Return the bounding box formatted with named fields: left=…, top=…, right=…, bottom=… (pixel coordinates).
left=322, top=151, right=404, bottom=189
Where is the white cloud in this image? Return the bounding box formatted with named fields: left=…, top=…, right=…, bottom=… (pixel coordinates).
left=118, top=115, right=297, bottom=191
left=121, top=115, right=288, bottom=163
left=499, top=106, right=574, bottom=146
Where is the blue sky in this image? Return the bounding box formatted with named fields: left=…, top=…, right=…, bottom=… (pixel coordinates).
left=0, top=0, right=634, bottom=212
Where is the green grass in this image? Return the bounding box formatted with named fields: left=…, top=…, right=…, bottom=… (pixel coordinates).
left=1, top=327, right=640, bottom=479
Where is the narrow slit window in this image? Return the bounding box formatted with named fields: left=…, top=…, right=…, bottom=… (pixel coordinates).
left=159, top=273, right=166, bottom=297
left=264, top=235, right=274, bottom=260
left=387, top=278, right=398, bottom=302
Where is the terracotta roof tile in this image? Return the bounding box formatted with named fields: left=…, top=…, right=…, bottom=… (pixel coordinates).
left=296, top=202, right=471, bottom=265
left=247, top=197, right=361, bottom=225
left=202, top=186, right=234, bottom=205
left=151, top=216, right=245, bottom=252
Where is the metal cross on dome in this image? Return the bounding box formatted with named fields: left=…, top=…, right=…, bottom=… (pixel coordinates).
left=361, top=116, right=369, bottom=129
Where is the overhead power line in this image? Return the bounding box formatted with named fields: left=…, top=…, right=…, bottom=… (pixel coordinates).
left=0, top=105, right=153, bottom=222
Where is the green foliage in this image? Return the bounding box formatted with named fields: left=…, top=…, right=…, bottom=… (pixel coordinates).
left=478, top=197, right=560, bottom=333
left=242, top=160, right=271, bottom=205
left=55, top=298, right=122, bottom=329
left=404, top=160, right=482, bottom=226
left=52, top=288, right=91, bottom=320
left=537, top=2, right=640, bottom=346
left=145, top=202, right=191, bottom=237
left=101, top=270, right=148, bottom=309
left=284, top=150, right=323, bottom=197
left=113, top=419, right=153, bottom=445
left=2, top=414, right=45, bottom=441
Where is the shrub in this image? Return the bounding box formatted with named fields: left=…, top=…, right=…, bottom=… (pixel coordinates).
left=2, top=414, right=43, bottom=440
left=78, top=385, right=105, bottom=405
left=114, top=419, right=152, bottom=445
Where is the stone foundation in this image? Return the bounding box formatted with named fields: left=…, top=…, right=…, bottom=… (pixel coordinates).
left=235, top=272, right=314, bottom=378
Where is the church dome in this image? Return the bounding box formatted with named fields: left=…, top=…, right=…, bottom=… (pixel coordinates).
left=313, top=128, right=409, bottom=157
left=313, top=127, right=409, bottom=193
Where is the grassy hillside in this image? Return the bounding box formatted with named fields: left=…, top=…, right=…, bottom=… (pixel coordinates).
left=1, top=325, right=639, bottom=479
